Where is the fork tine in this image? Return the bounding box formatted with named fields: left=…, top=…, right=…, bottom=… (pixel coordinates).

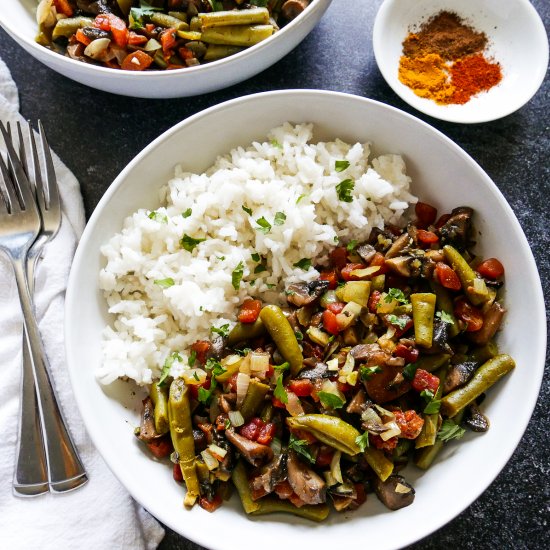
left=16, top=121, right=30, bottom=180
left=0, top=152, right=20, bottom=213
left=0, top=121, right=36, bottom=213
left=28, top=123, right=47, bottom=216
left=38, top=120, right=60, bottom=213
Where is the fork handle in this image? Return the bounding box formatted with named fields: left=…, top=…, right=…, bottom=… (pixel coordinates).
left=11, top=256, right=88, bottom=490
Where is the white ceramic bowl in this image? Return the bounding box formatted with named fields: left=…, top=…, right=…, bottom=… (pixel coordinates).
left=0, top=0, right=332, bottom=98
left=66, top=90, right=545, bottom=550
left=373, top=0, right=549, bottom=123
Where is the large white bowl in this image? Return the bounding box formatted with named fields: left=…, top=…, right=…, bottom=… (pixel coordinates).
left=373, top=0, right=549, bottom=123
left=66, top=90, right=546, bottom=550
left=0, top=0, right=332, bottom=98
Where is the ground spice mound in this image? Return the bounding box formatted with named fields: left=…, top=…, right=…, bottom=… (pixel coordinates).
left=403, top=11, right=488, bottom=60
left=450, top=54, right=503, bottom=104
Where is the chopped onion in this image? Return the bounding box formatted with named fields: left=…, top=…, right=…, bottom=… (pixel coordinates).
left=208, top=443, right=227, bottom=461
left=395, top=483, right=412, bottom=494
left=374, top=405, right=396, bottom=422
left=170, top=451, right=179, bottom=464
left=285, top=391, right=304, bottom=417
left=338, top=353, right=357, bottom=386
left=201, top=449, right=219, bottom=470
left=320, top=379, right=345, bottom=402
left=36, top=0, right=55, bottom=27
left=238, top=354, right=251, bottom=375
left=236, top=372, right=250, bottom=407
left=249, top=351, right=270, bottom=379
left=380, top=421, right=401, bottom=441
left=182, top=368, right=207, bottom=385
left=84, top=38, right=111, bottom=60
left=227, top=410, right=244, bottom=427
left=324, top=471, right=338, bottom=487
left=330, top=450, right=343, bottom=484
left=326, top=358, right=339, bottom=371
left=223, top=354, right=242, bottom=368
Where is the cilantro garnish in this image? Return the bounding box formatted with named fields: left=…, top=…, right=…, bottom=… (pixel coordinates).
left=293, top=258, right=312, bottom=270
left=274, top=374, right=288, bottom=404
left=251, top=252, right=261, bottom=262
left=255, top=216, right=272, bottom=234
left=355, top=432, right=370, bottom=452
left=182, top=208, right=192, bottom=218
left=270, top=139, right=282, bottom=149
left=335, top=160, right=350, bottom=172
left=231, top=261, right=244, bottom=290
left=148, top=210, right=168, bottom=223
left=318, top=391, right=345, bottom=410
left=420, top=389, right=435, bottom=401
left=360, top=366, right=382, bottom=380
left=346, top=240, right=358, bottom=252
left=180, top=234, right=206, bottom=252
left=436, top=310, right=455, bottom=324
left=205, top=358, right=226, bottom=377
left=273, top=362, right=290, bottom=372
left=385, top=288, right=409, bottom=304
left=402, top=362, right=418, bottom=381
left=198, top=378, right=217, bottom=405
left=154, top=277, right=175, bottom=288
left=288, top=434, right=315, bottom=464
left=254, top=264, right=267, bottom=274
left=387, top=314, right=408, bottom=330
left=242, top=205, right=253, bottom=215
left=296, top=194, right=308, bottom=204
left=274, top=211, right=286, bottom=225
left=188, top=349, right=197, bottom=367
left=158, top=351, right=182, bottom=386
left=211, top=324, right=230, bottom=338
left=336, top=179, right=355, bottom=202
left=423, top=399, right=441, bottom=414
left=437, top=419, right=466, bottom=442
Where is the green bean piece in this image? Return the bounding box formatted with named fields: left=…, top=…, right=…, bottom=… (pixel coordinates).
left=469, top=341, right=499, bottom=364
left=411, top=293, right=437, bottom=348
left=371, top=274, right=386, bottom=292
left=199, top=7, right=270, bottom=29
left=260, top=401, right=274, bottom=422
left=116, top=0, right=133, bottom=16
left=441, top=354, right=515, bottom=418
left=201, top=25, right=274, bottom=47
left=168, top=11, right=188, bottom=23
left=168, top=378, right=200, bottom=507
left=231, top=460, right=261, bottom=514
left=51, top=17, right=94, bottom=40
left=363, top=447, right=394, bottom=481
left=250, top=497, right=330, bottom=521
left=430, top=281, right=459, bottom=337
left=203, top=44, right=245, bottom=62
left=287, top=414, right=360, bottom=455
left=259, top=305, right=303, bottom=375
left=415, top=367, right=447, bottom=449
left=240, top=379, right=270, bottom=421
left=413, top=352, right=451, bottom=373
left=443, top=245, right=489, bottom=305
left=226, top=318, right=266, bottom=346
left=150, top=12, right=189, bottom=30
left=150, top=383, right=169, bottom=435
left=177, top=30, right=202, bottom=41
left=215, top=355, right=242, bottom=383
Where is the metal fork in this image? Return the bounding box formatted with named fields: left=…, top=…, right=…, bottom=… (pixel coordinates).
left=0, top=121, right=88, bottom=496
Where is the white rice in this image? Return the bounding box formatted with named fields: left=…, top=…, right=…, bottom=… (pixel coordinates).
left=98, top=123, right=417, bottom=385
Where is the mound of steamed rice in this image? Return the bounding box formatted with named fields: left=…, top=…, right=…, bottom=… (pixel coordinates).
left=98, top=123, right=417, bottom=385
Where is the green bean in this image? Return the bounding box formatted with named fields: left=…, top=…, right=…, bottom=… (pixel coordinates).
left=441, top=354, right=515, bottom=418
left=259, top=305, right=303, bottom=375
left=260, top=401, right=274, bottom=422
left=199, top=7, right=270, bottom=29
left=51, top=17, right=94, bottom=40
left=469, top=341, right=499, bottom=364
left=150, top=383, right=169, bottom=435
left=168, top=11, right=188, bottom=23
left=168, top=378, right=200, bottom=507
left=231, top=460, right=261, bottom=514
left=430, top=281, right=459, bottom=337
left=203, top=44, right=245, bottom=62
left=413, top=352, right=451, bottom=373
left=286, top=414, right=360, bottom=455
left=116, top=0, right=133, bottom=16
left=240, top=379, right=270, bottom=421
left=177, top=30, right=202, bottom=41
left=250, top=497, right=330, bottom=521
left=226, top=318, right=266, bottom=346
left=150, top=12, right=189, bottom=30
left=443, top=245, right=489, bottom=305
left=363, top=447, right=394, bottom=481
left=371, top=274, right=386, bottom=292
left=201, top=25, right=274, bottom=47
left=415, top=367, right=446, bottom=449
left=411, top=293, right=436, bottom=348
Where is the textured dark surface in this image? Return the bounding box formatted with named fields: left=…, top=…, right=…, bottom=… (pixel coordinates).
left=1, top=0, right=548, bottom=548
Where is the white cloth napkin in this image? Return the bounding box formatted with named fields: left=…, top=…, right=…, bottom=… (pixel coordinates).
left=0, top=57, right=165, bottom=549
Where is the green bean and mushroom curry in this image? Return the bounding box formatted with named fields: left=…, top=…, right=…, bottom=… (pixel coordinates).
left=135, top=203, right=514, bottom=519
left=36, top=0, right=312, bottom=70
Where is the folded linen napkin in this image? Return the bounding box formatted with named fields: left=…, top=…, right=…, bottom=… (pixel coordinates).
left=0, top=57, right=165, bottom=549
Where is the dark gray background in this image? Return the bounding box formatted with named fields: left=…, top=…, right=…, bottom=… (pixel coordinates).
left=1, top=0, right=548, bottom=548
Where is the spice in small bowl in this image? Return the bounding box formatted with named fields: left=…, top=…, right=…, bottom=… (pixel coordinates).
left=398, top=11, right=502, bottom=105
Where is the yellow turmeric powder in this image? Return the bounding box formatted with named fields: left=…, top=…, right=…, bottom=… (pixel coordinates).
left=398, top=53, right=455, bottom=104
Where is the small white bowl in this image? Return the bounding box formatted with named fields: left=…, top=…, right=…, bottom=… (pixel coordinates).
left=373, top=0, right=549, bottom=123
left=0, top=0, right=332, bottom=98
left=66, top=90, right=546, bottom=550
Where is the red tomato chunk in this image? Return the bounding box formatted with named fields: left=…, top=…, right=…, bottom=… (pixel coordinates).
left=411, top=369, right=440, bottom=394
left=237, top=299, right=262, bottom=323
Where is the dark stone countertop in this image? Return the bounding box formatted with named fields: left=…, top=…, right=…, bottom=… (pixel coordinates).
left=1, top=0, right=548, bottom=548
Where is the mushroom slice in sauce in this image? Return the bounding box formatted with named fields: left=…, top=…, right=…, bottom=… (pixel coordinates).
left=287, top=450, right=326, bottom=505
left=373, top=474, right=415, bottom=510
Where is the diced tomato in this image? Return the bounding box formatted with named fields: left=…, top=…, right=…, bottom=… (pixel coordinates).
left=178, top=46, right=194, bottom=60
left=94, top=14, right=129, bottom=47
left=370, top=434, right=398, bottom=452
left=417, top=229, right=439, bottom=245
left=394, top=409, right=424, bottom=439
left=215, top=414, right=228, bottom=431
left=319, top=269, right=338, bottom=289
left=341, top=262, right=366, bottom=281
left=272, top=396, right=286, bottom=408
left=128, top=31, right=148, bottom=46
left=227, top=372, right=239, bottom=391
left=274, top=480, right=294, bottom=499
left=435, top=213, right=451, bottom=229
left=145, top=23, right=156, bottom=33
left=53, top=0, right=74, bottom=17
left=75, top=28, right=91, bottom=46
left=326, top=302, right=345, bottom=314
left=337, top=381, right=353, bottom=393
left=160, top=28, right=177, bottom=54
left=369, top=252, right=388, bottom=275
left=173, top=463, right=183, bottom=482
left=288, top=493, right=307, bottom=508
left=146, top=436, right=173, bottom=458
left=240, top=417, right=264, bottom=441
left=454, top=297, right=484, bottom=332
left=330, top=247, right=348, bottom=270
left=353, top=483, right=367, bottom=507
left=322, top=309, right=340, bottom=335
left=199, top=493, right=223, bottom=513
left=411, top=369, right=440, bottom=393
left=476, top=258, right=505, bottom=280
left=384, top=315, right=413, bottom=338
left=315, top=445, right=334, bottom=468
left=288, top=379, right=313, bottom=397
left=121, top=50, right=153, bottom=71
left=237, top=299, right=262, bottom=324
left=393, top=342, right=419, bottom=363
left=188, top=378, right=210, bottom=400
left=415, top=202, right=437, bottom=226
left=368, top=290, right=382, bottom=313
left=256, top=422, right=276, bottom=445
left=435, top=262, right=462, bottom=291
left=190, top=340, right=211, bottom=365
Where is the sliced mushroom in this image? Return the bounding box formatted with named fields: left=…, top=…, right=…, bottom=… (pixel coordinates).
left=373, top=474, right=415, bottom=510
left=297, top=361, right=330, bottom=380
left=430, top=319, right=453, bottom=354
left=225, top=428, right=273, bottom=467
left=250, top=454, right=288, bottom=496
left=287, top=450, right=326, bottom=505
left=443, top=360, right=478, bottom=394
left=385, top=232, right=412, bottom=259
left=346, top=388, right=367, bottom=414
left=438, top=206, right=473, bottom=250
left=384, top=255, right=412, bottom=277
left=286, top=280, right=330, bottom=307
left=351, top=343, right=390, bottom=365
left=135, top=397, right=161, bottom=442
left=364, top=363, right=410, bottom=404
left=281, top=0, right=310, bottom=21
left=356, top=243, right=376, bottom=263
left=468, top=301, right=506, bottom=345
left=193, top=429, right=208, bottom=453
left=464, top=402, right=490, bottom=432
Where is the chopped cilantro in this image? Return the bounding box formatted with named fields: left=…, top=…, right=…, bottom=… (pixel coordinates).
left=211, top=324, right=230, bottom=338
left=255, top=216, right=272, bottom=234
left=188, top=349, right=197, bottom=367
left=437, top=419, right=466, bottom=442
left=182, top=208, right=192, bottom=218
left=420, top=389, right=435, bottom=401
left=296, top=194, right=308, bottom=204
left=334, top=236, right=339, bottom=242
left=288, top=434, right=315, bottom=464
left=158, top=351, right=182, bottom=386
left=274, top=374, right=288, bottom=404
left=216, top=256, right=225, bottom=261
left=266, top=283, right=276, bottom=289
left=254, top=264, right=267, bottom=274
left=346, top=240, right=358, bottom=252
left=180, top=234, right=206, bottom=252
left=198, top=378, right=217, bottom=405
left=387, top=314, right=408, bottom=330
left=270, top=139, right=282, bottom=149
left=355, top=432, right=370, bottom=452
left=335, top=160, right=350, bottom=172
left=273, top=362, right=290, bottom=372
left=318, top=391, right=345, bottom=410
left=148, top=210, right=168, bottom=223
left=251, top=252, right=261, bottom=262
left=294, top=330, right=303, bottom=341
left=154, top=277, right=175, bottom=288
left=336, top=179, right=355, bottom=202
left=274, top=211, right=287, bottom=225
left=242, top=204, right=253, bottom=215
left=293, top=258, right=312, bottom=270
left=402, top=362, right=418, bottom=380
left=129, top=3, right=162, bottom=29
left=436, top=310, right=455, bottom=324
left=205, top=358, right=226, bottom=377
left=360, top=366, right=382, bottom=380
left=232, top=261, right=244, bottom=290
left=385, top=288, right=409, bottom=304
left=224, top=417, right=232, bottom=429
left=423, top=399, right=441, bottom=414
left=193, top=371, right=200, bottom=382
